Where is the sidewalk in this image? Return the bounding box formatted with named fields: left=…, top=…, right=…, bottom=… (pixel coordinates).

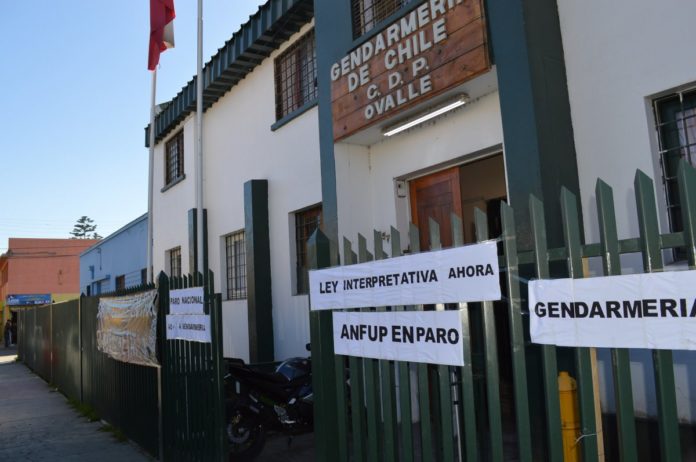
left=0, top=346, right=153, bottom=462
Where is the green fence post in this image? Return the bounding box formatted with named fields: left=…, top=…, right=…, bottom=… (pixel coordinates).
left=500, top=202, right=533, bottom=462
left=635, top=171, right=681, bottom=462
left=308, top=229, right=340, bottom=462
left=474, top=208, right=504, bottom=462
left=678, top=159, right=696, bottom=268
left=427, top=219, right=455, bottom=462
left=529, top=195, right=564, bottom=461
left=452, top=213, right=479, bottom=462
left=157, top=271, right=169, bottom=460
left=409, top=223, right=435, bottom=461
left=596, top=179, right=638, bottom=461
left=560, top=187, right=600, bottom=462
left=334, top=334, right=350, bottom=462
left=210, top=269, right=228, bottom=461
left=391, top=227, right=415, bottom=462
left=374, top=230, right=398, bottom=462
left=358, top=233, right=381, bottom=462
left=344, top=237, right=366, bottom=462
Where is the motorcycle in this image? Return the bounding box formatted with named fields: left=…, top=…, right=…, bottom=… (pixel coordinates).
left=224, top=350, right=313, bottom=461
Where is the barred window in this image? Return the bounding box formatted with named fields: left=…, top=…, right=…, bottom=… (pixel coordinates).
left=165, top=130, right=184, bottom=186
left=168, top=247, right=182, bottom=278
left=654, top=88, right=696, bottom=260
left=225, top=231, right=247, bottom=300
left=274, top=29, right=317, bottom=120
left=115, top=275, right=126, bottom=291
left=295, top=205, right=322, bottom=295
left=141, top=268, right=148, bottom=285
left=351, top=0, right=411, bottom=38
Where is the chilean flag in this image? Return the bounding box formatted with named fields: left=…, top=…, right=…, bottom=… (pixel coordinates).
left=148, top=0, right=175, bottom=71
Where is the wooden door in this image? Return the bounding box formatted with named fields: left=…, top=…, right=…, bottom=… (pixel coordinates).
left=409, top=166, right=462, bottom=250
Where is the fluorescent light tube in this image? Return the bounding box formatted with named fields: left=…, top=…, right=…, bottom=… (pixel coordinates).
left=383, top=94, right=468, bottom=137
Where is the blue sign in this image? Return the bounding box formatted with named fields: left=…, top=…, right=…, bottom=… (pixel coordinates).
left=6, top=294, right=52, bottom=306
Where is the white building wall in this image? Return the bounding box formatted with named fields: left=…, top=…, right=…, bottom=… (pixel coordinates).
left=558, top=0, right=696, bottom=248
left=558, top=0, right=696, bottom=421
left=152, top=22, right=320, bottom=362
left=335, top=90, right=505, bottom=251
left=153, top=119, right=196, bottom=276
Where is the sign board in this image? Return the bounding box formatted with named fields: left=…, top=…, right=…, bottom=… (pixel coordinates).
left=529, top=270, right=696, bottom=350
left=333, top=310, right=464, bottom=366
left=169, top=287, right=205, bottom=315
left=166, top=314, right=212, bottom=343
left=6, top=294, right=52, bottom=306
left=96, top=290, right=159, bottom=367
left=309, top=241, right=500, bottom=310
left=330, top=0, right=489, bottom=140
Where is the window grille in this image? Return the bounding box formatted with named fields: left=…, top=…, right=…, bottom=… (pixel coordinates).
left=295, top=205, right=322, bottom=294
left=274, top=30, right=317, bottom=120
left=351, top=0, right=411, bottom=38
left=654, top=88, right=696, bottom=260
left=115, top=275, right=126, bottom=291
left=165, top=130, right=184, bottom=186
left=168, top=247, right=182, bottom=278
left=225, top=231, right=247, bottom=300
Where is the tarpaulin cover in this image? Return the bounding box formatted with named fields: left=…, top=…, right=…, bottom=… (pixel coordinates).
left=97, top=290, right=159, bottom=367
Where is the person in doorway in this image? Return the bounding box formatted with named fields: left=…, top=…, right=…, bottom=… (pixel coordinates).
left=3, top=320, right=11, bottom=348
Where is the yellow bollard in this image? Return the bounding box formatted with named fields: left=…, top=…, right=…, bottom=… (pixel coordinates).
left=559, top=371, right=581, bottom=462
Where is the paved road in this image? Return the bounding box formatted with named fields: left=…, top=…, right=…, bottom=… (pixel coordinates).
left=0, top=346, right=153, bottom=462
left=0, top=345, right=314, bottom=461
left=258, top=432, right=315, bottom=462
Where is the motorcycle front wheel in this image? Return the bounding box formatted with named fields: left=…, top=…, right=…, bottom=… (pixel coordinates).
left=227, top=407, right=266, bottom=461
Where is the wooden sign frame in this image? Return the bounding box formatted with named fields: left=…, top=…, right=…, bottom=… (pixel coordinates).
left=331, top=0, right=490, bottom=141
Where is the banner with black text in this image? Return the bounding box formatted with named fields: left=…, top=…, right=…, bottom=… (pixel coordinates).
left=169, top=287, right=205, bottom=315
left=166, top=314, right=211, bottom=343
left=529, top=270, right=696, bottom=350
left=310, top=242, right=500, bottom=310
left=333, top=310, right=464, bottom=366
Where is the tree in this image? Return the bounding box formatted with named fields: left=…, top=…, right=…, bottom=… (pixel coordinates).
left=70, top=216, right=101, bottom=239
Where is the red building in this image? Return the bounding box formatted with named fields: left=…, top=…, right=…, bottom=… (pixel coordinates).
left=0, top=238, right=99, bottom=325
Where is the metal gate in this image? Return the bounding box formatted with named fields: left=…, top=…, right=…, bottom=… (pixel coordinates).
left=309, top=161, right=696, bottom=461
left=157, top=271, right=227, bottom=461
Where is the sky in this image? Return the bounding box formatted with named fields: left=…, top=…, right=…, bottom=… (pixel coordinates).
left=0, top=0, right=266, bottom=252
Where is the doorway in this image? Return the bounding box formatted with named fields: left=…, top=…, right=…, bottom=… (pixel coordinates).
left=409, top=153, right=507, bottom=248
left=408, top=153, right=514, bottom=458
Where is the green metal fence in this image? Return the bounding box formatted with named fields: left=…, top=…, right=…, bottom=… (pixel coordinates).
left=17, top=274, right=228, bottom=461
left=157, top=271, right=227, bottom=462
left=81, top=292, right=160, bottom=456
left=16, top=288, right=160, bottom=458
left=309, top=160, right=696, bottom=462
left=18, top=303, right=53, bottom=382
left=51, top=299, right=81, bottom=402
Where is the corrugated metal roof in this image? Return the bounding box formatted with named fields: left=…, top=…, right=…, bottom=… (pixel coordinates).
left=145, top=0, right=314, bottom=147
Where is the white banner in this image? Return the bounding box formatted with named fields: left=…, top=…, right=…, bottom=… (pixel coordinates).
left=169, top=287, right=205, bottom=315
left=166, top=314, right=211, bottom=343
left=310, top=242, right=500, bottom=310
left=529, top=270, right=696, bottom=350
left=333, top=310, right=464, bottom=366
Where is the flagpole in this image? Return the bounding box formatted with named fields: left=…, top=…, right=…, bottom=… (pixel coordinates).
left=148, top=68, right=157, bottom=284
left=196, top=0, right=205, bottom=276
